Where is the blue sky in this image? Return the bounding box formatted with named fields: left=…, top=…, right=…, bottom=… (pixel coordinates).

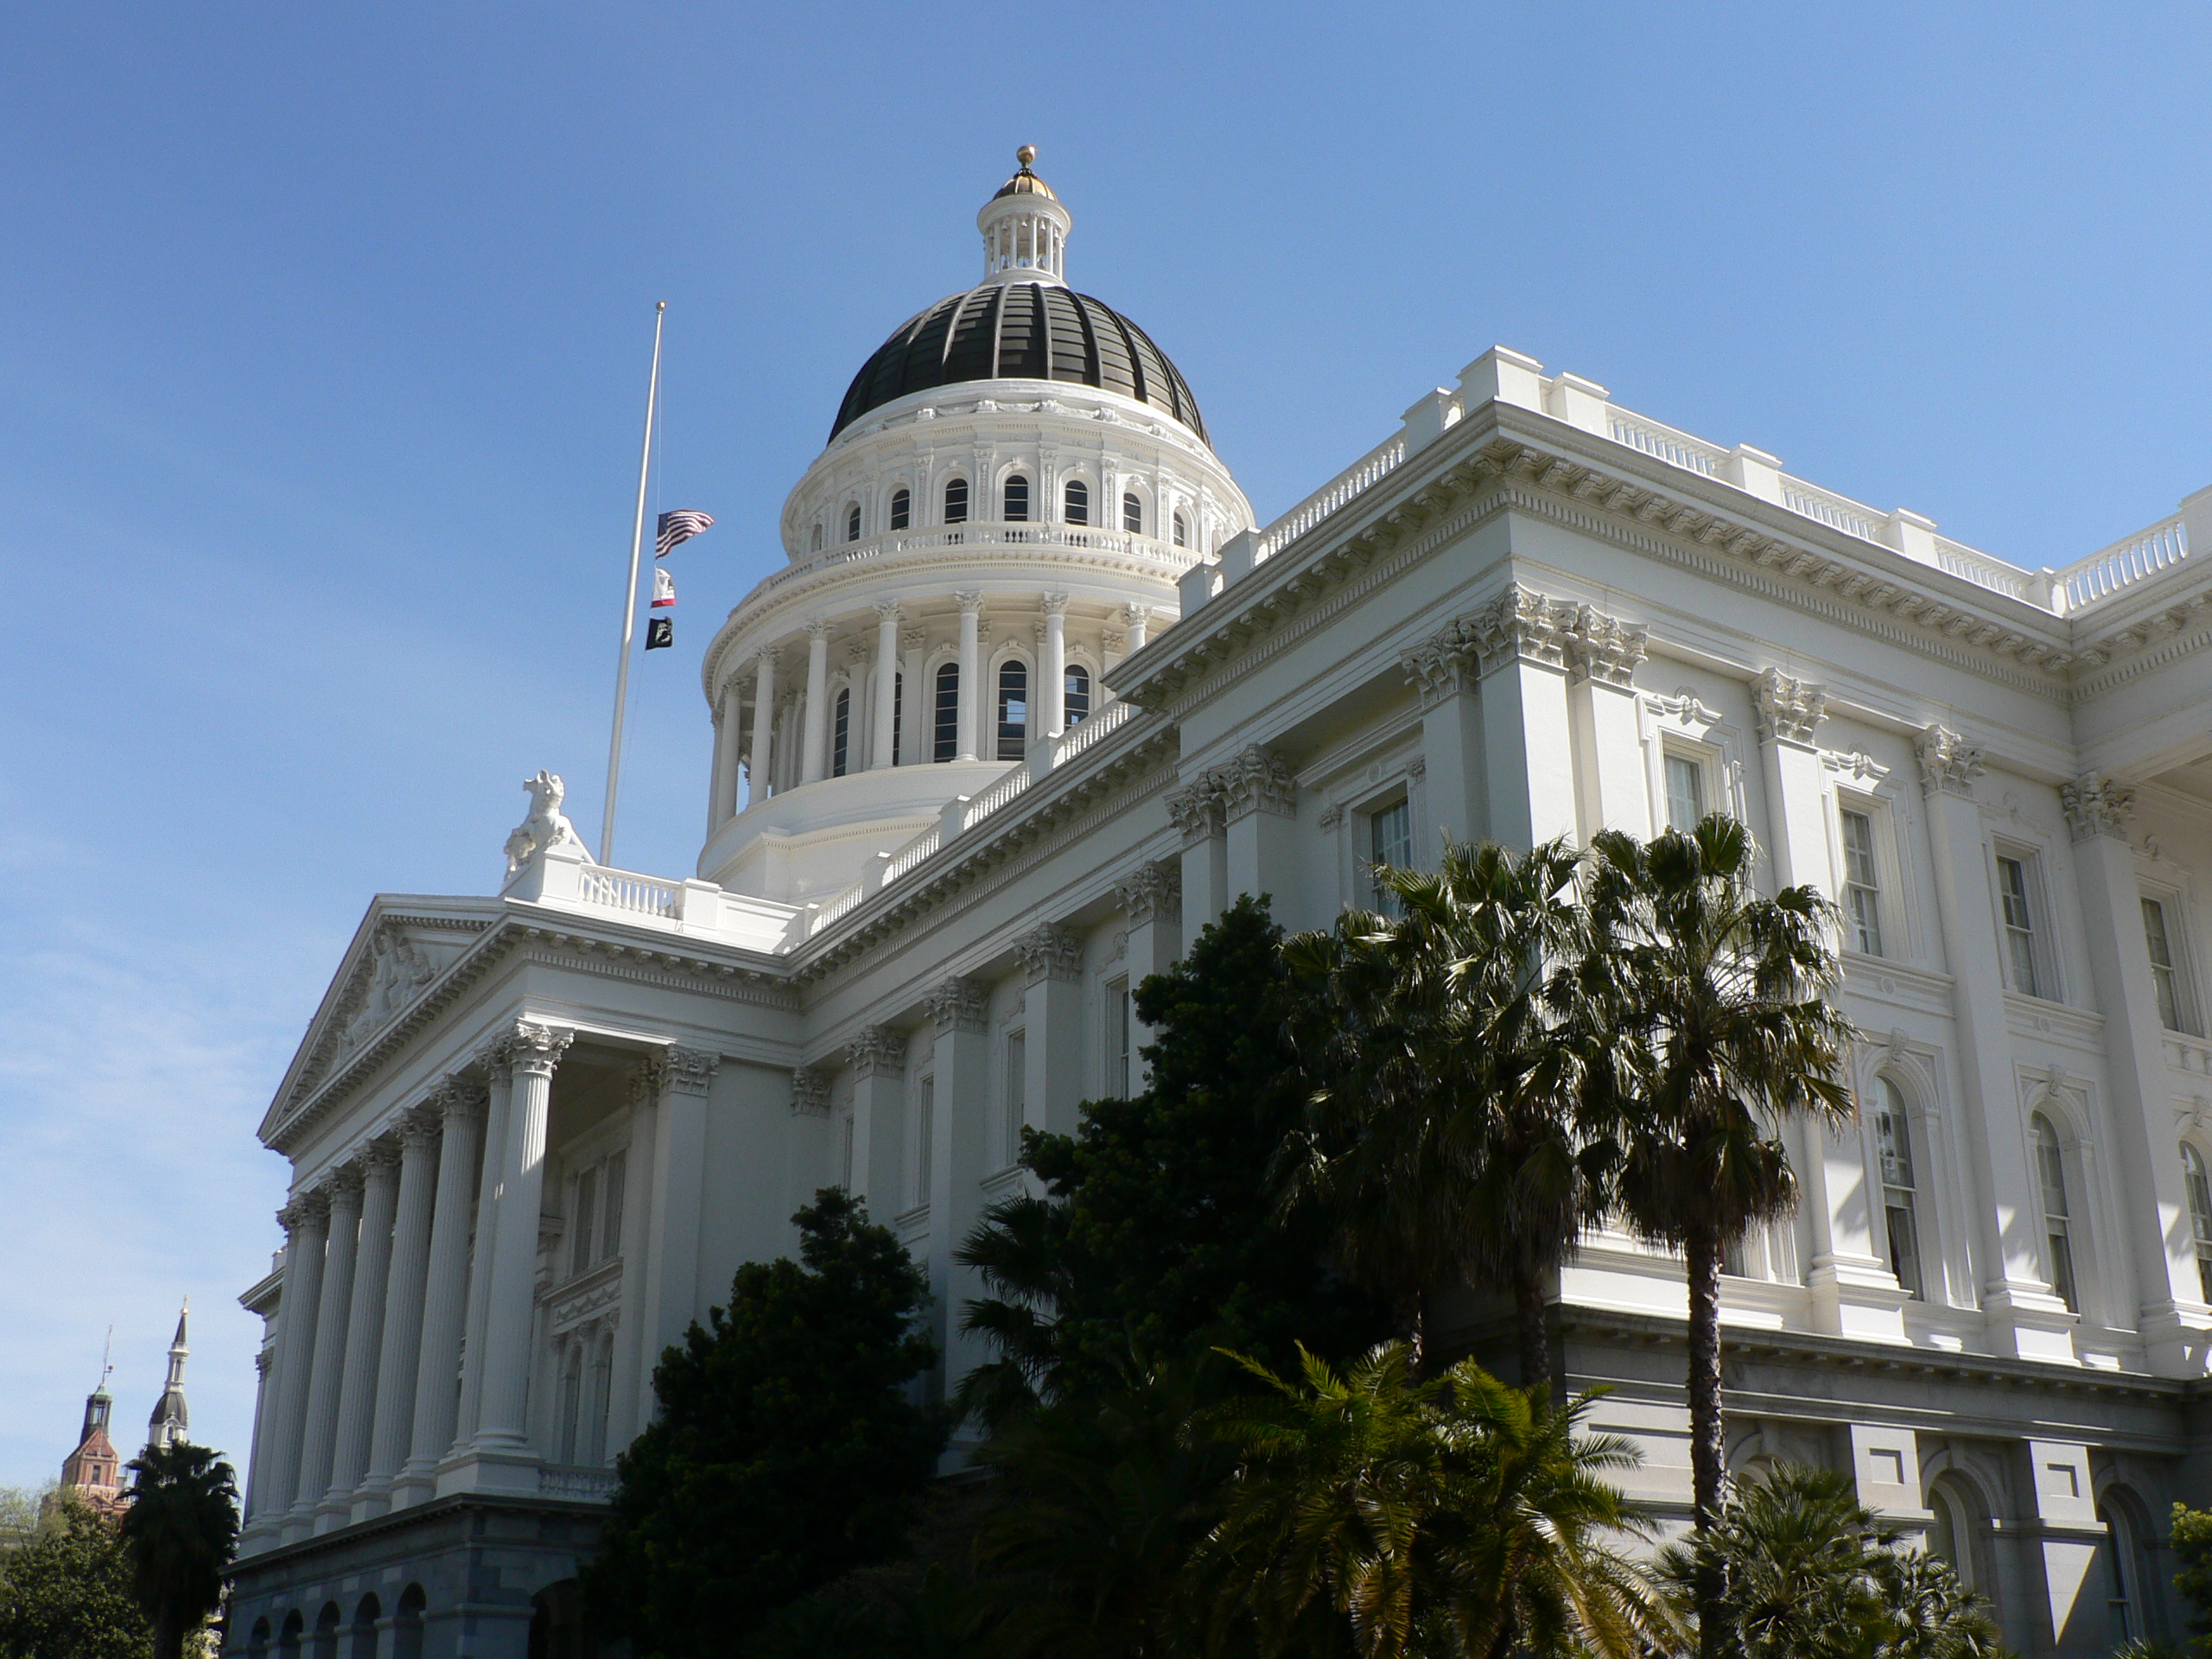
left=2, top=3, right=2206, bottom=1490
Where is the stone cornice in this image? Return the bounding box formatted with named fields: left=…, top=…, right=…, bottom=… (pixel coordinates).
left=1108, top=398, right=2190, bottom=723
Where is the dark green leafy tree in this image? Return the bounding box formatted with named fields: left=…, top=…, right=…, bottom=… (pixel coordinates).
left=585, top=1188, right=946, bottom=1658
left=1580, top=817, right=1856, bottom=1652
left=118, top=1444, right=238, bottom=1659
left=1197, top=1343, right=1660, bottom=1659
left=966, top=1362, right=1241, bottom=1659
left=958, top=897, right=1384, bottom=1424
left=0, top=1499, right=152, bottom=1659
left=2174, top=1502, right=2212, bottom=1657
left=1282, top=838, right=1602, bottom=1382
left=1656, top=1465, right=2001, bottom=1659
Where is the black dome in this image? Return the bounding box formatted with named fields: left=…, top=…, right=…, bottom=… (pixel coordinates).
left=830, top=282, right=1208, bottom=446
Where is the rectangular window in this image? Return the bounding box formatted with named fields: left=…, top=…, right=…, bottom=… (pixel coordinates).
left=2144, top=897, right=2188, bottom=1033
left=914, top=1078, right=935, bottom=1206
left=1840, top=808, right=1885, bottom=957
left=841, top=1114, right=855, bottom=1191
left=570, top=1166, right=597, bottom=1278
left=1004, top=1033, right=1027, bottom=1167
left=1109, top=978, right=1131, bottom=1099
left=600, top=1152, right=626, bottom=1261
left=2037, top=1126, right=2077, bottom=1313
left=1998, top=855, right=2041, bottom=999
left=1369, top=798, right=1412, bottom=913
left=1664, top=753, right=1706, bottom=831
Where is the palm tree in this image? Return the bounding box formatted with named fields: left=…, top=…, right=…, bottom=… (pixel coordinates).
left=1579, top=817, right=1856, bottom=1652
left=1656, top=1464, right=2001, bottom=1659
left=1197, top=1342, right=1660, bottom=1659
left=1282, top=838, right=1603, bottom=1383
left=118, top=1442, right=238, bottom=1659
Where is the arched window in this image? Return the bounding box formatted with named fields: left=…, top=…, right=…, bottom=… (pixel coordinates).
left=1065, top=664, right=1090, bottom=727
left=943, top=477, right=969, bottom=524
left=832, top=688, right=851, bottom=777
left=249, top=1618, right=271, bottom=1659
left=1003, top=474, right=1030, bottom=523
left=352, top=1595, right=381, bottom=1659
left=997, top=660, right=1029, bottom=760
left=558, top=1342, right=582, bottom=1463
left=846, top=503, right=861, bottom=543
left=278, top=1611, right=304, bottom=1659
left=1122, top=491, right=1143, bottom=534
left=2100, top=1500, right=2143, bottom=1643
left=1064, top=479, right=1089, bottom=524
left=2034, top=1114, right=2078, bottom=1311
left=810, top=521, right=824, bottom=552
left=1873, top=1077, right=1923, bottom=1300
left=1172, top=509, right=1189, bottom=548
left=933, top=663, right=959, bottom=761
left=2183, top=1142, right=2212, bottom=1301
left=890, top=487, right=911, bottom=531
left=393, top=1586, right=427, bottom=1659
left=313, top=1603, right=342, bottom=1659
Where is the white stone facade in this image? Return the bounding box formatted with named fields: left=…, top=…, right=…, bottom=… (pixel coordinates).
left=227, top=164, right=2212, bottom=1657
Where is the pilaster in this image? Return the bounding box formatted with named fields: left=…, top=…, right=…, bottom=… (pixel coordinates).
left=801, top=620, right=832, bottom=784
left=1017, top=924, right=1085, bottom=1140
left=1222, top=744, right=1297, bottom=905
left=639, top=1046, right=718, bottom=1424
left=923, top=978, right=992, bottom=1398
left=1116, top=863, right=1181, bottom=1090
left=1402, top=630, right=1482, bottom=849
left=1167, top=775, right=1228, bottom=951
left=844, top=1027, right=909, bottom=1220
left=1468, top=584, right=1578, bottom=847
left=1565, top=603, right=1651, bottom=840
left=607, top=1060, right=662, bottom=1443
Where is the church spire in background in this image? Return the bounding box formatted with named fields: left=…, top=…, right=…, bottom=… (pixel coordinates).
left=146, top=1299, right=190, bottom=1453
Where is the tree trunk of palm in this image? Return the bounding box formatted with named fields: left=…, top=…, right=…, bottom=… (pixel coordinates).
left=1512, top=1263, right=1549, bottom=1393
left=1394, top=1287, right=1425, bottom=1374
left=156, top=1590, right=182, bottom=1659
left=1685, top=1223, right=1727, bottom=1659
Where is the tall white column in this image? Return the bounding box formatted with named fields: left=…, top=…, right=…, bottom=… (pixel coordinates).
left=707, top=677, right=744, bottom=836
left=1115, top=864, right=1182, bottom=1090
left=1124, top=604, right=1149, bottom=652
left=1040, top=594, right=1068, bottom=740
left=871, top=603, right=901, bottom=770
left=320, top=1145, right=399, bottom=1525
left=2064, top=772, right=2212, bottom=1374
left=1017, top=925, right=1084, bottom=1139
left=801, top=622, right=832, bottom=784
left=1470, top=585, right=1578, bottom=849
left=1170, top=776, right=1228, bottom=953
left=399, top=1082, right=486, bottom=1502
left=1566, top=607, right=1653, bottom=841
left=1917, top=726, right=2076, bottom=1363
left=453, top=1053, right=514, bottom=1453
left=899, top=632, right=925, bottom=764
left=474, top=1021, right=572, bottom=1460
left=956, top=593, right=983, bottom=762
left=1224, top=745, right=1298, bottom=905
left=1402, top=631, right=1483, bottom=851
left=243, top=1349, right=274, bottom=1524
left=923, top=979, right=993, bottom=1403
left=637, top=1048, right=718, bottom=1436
left=747, top=650, right=778, bottom=808
left=606, top=1065, right=661, bottom=1448
left=251, top=1197, right=327, bottom=1534
left=290, top=1167, right=364, bottom=1525
left=843, top=1028, right=906, bottom=1218
left=359, top=1109, right=441, bottom=1515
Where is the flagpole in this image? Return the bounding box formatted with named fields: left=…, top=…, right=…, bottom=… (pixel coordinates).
left=601, top=301, right=666, bottom=867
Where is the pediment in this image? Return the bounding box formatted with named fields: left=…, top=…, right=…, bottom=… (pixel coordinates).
left=262, top=895, right=498, bottom=1141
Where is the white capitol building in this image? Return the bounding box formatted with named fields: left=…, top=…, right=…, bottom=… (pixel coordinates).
left=227, top=151, right=2212, bottom=1656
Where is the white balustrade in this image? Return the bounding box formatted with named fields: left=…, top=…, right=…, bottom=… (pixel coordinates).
left=537, top=1465, right=619, bottom=1501
left=575, top=868, right=679, bottom=919
left=2056, top=514, right=2190, bottom=611
left=962, top=763, right=1032, bottom=831
left=1050, top=698, right=1132, bottom=765
left=1605, top=411, right=1725, bottom=476
left=1778, top=478, right=1887, bottom=543
left=1931, top=537, right=2033, bottom=602
left=882, top=828, right=941, bottom=885
left=807, top=880, right=868, bottom=937
left=1255, top=435, right=1408, bottom=563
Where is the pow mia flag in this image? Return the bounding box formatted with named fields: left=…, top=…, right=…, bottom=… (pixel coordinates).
left=645, top=615, right=674, bottom=651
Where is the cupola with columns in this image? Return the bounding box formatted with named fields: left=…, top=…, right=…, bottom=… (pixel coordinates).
left=697, top=149, right=1254, bottom=906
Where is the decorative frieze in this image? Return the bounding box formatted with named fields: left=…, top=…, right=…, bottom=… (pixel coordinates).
left=790, top=1067, right=832, bottom=1117
left=925, top=977, right=989, bottom=1035
left=1753, top=668, right=1827, bottom=747
left=2060, top=772, right=2135, bottom=843
left=663, top=1046, right=720, bottom=1096
left=1915, top=725, right=1986, bottom=798
left=1114, top=862, right=1181, bottom=926
left=1016, top=923, right=1084, bottom=984
left=1566, top=604, right=1648, bottom=690
left=844, top=1026, right=906, bottom=1079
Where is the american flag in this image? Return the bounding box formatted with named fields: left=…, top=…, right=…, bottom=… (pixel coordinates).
left=656, top=510, right=714, bottom=556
